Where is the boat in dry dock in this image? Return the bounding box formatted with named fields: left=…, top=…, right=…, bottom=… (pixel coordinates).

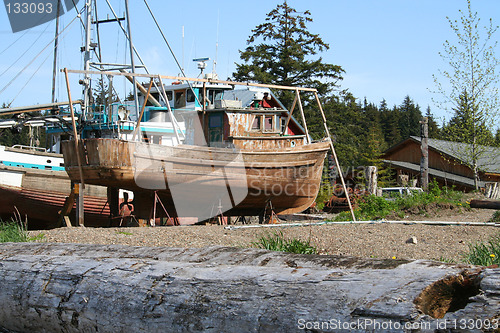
left=61, top=73, right=331, bottom=222
left=1, top=0, right=352, bottom=226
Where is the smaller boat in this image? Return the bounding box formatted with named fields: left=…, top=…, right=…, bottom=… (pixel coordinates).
left=0, top=147, right=112, bottom=229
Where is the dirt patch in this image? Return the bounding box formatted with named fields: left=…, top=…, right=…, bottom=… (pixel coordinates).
left=27, top=207, right=499, bottom=263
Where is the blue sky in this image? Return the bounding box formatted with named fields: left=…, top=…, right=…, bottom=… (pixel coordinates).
left=1, top=0, right=499, bottom=123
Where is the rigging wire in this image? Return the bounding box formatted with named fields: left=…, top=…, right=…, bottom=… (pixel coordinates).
left=142, top=0, right=187, bottom=79
left=0, top=28, right=32, bottom=56
left=142, top=0, right=203, bottom=108
left=0, top=22, right=52, bottom=78
left=104, top=0, right=167, bottom=106
left=10, top=49, right=53, bottom=105
left=0, top=10, right=82, bottom=97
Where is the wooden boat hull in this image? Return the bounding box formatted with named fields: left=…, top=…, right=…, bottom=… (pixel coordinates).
left=62, top=138, right=330, bottom=218
left=0, top=165, right=132, bottom=229
left=0, top=184, right=112, bottom=229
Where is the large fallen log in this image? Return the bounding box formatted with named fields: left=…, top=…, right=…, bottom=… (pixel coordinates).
left=0, top=243, right=499, bottom=332
left=470, top=199, right=500, bottom=210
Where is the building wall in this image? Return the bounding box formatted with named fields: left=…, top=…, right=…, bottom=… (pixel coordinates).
left=384, top=140, right=474, bottom=179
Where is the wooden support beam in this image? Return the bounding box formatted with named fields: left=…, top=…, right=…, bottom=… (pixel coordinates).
left=63, top=68, right=318, bottom=92
left=282, top=93, right=298, bottom=135
left=295, top=89, right=310, bottom=145
left=314, top=92, right=356, bottom=221
left=132, top=78, right=154, bottom=142
left=57, top=190, right=75, bottom=227
left=120, top=70, right=161, bottom=106
left=64, top=68, right=85, bottom=226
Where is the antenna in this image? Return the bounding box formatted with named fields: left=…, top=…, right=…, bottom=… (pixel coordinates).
left=213, top=10, right=219, bottom=76
left=182, top=26, right=185, bottom=74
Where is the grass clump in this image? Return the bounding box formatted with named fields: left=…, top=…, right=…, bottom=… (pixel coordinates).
left=116, top=231, right=133, bottom=236
left=0, top=219, right=29, bottom=243
left=253, top=230, right=317, bottom=254
left=489, top=211, right=500, bottom=223
left=463, top=234, right=500, bottom=266
left=335, top=181, right=469, bottom=221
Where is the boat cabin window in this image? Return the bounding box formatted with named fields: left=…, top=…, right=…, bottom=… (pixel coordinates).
left=187, top=89, right=196, bottom=103
left=251, top=114, right=280, bottom=133
left=252, top=116, right=261, bottom=130
left=209, top=90, right=224, bottom=104
left=264, top=116, right=273, bottom=131
left=208, top=113, right=223, bottom=145
left=281, top=117, right=287, bottom=133
left=166, top=91, right=173, bottom=101
left=175, top=90, right=186, bottom=108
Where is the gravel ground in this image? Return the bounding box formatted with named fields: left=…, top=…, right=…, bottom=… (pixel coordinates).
left=27, top=208, right=500, bottom=263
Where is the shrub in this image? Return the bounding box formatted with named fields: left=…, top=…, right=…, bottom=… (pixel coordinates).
left=253, top=230, right=317, bottom=254
left=463, top=234, right=500, bottom=266
left=334, top=183, right=469, bottom=221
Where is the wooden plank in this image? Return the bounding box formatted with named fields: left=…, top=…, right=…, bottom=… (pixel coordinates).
left=63, top=68, right=318, bottom=92
left=132, top=78, right=154, bottom=141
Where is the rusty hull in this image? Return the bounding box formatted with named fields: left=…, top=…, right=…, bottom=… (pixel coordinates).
left=62, top=138, right=329, bottom=217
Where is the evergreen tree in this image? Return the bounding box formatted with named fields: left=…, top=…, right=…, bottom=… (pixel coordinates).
left=441, top=91, right=495, bottom=188
left=425, top=106, right=440, bottom=139
left=494, top=128, right=500, bottom=147
left=380, top=102, right=402, bottom=146
left=232, top=1, right=343, bottom=106
left=398, top=95, right=422, bottom=139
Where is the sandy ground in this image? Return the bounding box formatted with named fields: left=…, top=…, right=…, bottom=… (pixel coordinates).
left=27, top=208, right=499, bottom=263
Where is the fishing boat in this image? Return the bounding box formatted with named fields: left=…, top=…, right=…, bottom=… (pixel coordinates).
left=61, top=70, right=331, bottom=222
left=1, top=0, right=352, bottom=226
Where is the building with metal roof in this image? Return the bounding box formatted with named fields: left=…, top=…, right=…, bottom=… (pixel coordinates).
left=383, top=136, right=500, bottom=191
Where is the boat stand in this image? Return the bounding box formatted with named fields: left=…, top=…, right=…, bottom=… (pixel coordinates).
left=208, top=198, right=228, bottom=225
left=150, top=191, right=179, bottom=226
left=258, top=200, right=281, bottom=224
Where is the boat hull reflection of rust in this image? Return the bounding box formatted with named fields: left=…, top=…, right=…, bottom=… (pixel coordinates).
left=62, top=138, right=329, bottom=217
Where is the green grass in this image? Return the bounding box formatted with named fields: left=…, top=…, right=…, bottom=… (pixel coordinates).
left=116, top=231, right=133, bottom=236
left=434, top=256, right=456, bottom=264
left=463, top=234, right=500, bottom=266
left=253, top=230, right=317, bottom=254
left=0, top=220, right=29, bottom=243
left=489, top=211, right=500, bottom=223
left=334, top=181, right=469, bottom=221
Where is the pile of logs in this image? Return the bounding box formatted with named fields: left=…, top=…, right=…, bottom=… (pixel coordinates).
left=0, top=243, right=498, bottom=332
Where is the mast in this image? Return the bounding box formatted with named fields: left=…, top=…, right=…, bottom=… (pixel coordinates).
left=124, top=0, right=140, bottom=126
left=51, top=0, right=61, bottom=104
left=82, top=0, right=93, bottom=121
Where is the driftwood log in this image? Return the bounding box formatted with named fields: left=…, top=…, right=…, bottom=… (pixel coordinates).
left=0, top=243, right=499, bottom=332
left=470, top=199, right=500, bottom=210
